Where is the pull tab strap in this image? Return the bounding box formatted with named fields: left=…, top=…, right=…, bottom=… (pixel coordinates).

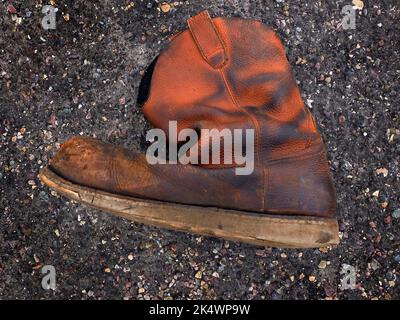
left=187, top=11, right=227, bottom=69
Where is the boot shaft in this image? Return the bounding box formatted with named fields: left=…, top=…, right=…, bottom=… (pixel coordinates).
left=140, top=11, right=321, bottom=164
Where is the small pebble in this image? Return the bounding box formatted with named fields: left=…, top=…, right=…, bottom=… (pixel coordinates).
left=352, top=0, right=364, bottom=10
left=392, top=209, right=400, bottom=219
left=160, top=2, right=171, bottom=13
left=376, top=168, right=388, bottom=177
left=7, top=4, right=17, bottom=14
left=370, top=259, right=381, bottom=271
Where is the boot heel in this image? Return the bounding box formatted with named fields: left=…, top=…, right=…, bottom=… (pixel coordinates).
left=39, top=167, right=339, bottom=248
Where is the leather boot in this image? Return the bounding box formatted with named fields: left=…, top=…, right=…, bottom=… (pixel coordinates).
left=39, top=11, right=339, bottom=248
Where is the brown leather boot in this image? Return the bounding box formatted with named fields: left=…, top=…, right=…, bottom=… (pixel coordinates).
left=39, top=11, right=339, bottom=248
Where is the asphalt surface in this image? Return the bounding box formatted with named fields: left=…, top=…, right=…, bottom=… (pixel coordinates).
left=0, top=0, right=399, bottom=300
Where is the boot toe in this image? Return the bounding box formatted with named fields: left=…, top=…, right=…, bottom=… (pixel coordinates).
left=49, top=136, right=114, bottom=188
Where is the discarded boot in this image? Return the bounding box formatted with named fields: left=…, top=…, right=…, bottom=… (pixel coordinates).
left=39, top=11, right=339, bottom=248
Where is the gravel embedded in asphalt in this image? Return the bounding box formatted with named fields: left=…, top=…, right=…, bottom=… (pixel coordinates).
left=0, top=0, right=399, bottom=299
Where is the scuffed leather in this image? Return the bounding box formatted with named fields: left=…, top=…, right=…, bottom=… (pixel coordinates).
left=50, top=136, right=264, bottom=213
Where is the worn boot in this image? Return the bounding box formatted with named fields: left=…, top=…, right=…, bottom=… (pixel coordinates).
left=39, top=11, right=339, bottom=248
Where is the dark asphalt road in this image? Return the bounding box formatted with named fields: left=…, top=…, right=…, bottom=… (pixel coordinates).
left=0, top=0, right=399, bottom=299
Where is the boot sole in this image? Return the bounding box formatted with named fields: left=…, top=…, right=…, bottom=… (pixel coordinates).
left=39, top=167, right=339, bottom=248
